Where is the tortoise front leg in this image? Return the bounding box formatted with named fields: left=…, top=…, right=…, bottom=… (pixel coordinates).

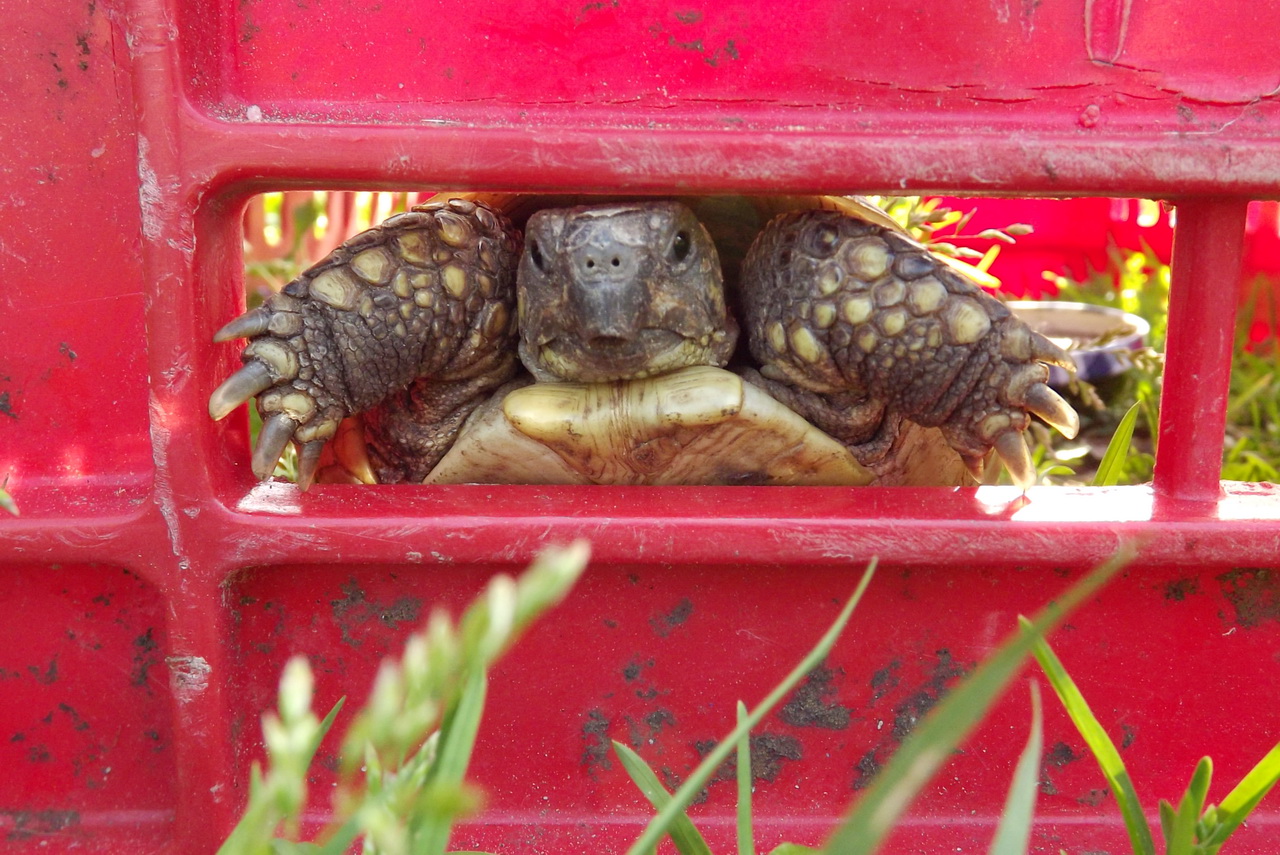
left=209, top=199, right=520, bottom=488
left=740, top=209, right=1079, bottom=487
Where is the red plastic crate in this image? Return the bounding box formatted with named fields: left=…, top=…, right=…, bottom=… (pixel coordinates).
left=3, top=0, right=1280, bottom=852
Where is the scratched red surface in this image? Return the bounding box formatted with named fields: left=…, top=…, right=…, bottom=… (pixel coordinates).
left=198, top=0, right=1280, bottom=128
left=3, top=0, right=1280, bottom=851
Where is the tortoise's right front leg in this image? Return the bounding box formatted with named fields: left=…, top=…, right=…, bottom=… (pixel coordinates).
left=741, top=209, right=1080, bottom=488
left=209, top=199, right=520, bottom=488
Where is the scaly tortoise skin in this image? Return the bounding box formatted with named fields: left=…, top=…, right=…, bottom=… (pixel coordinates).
left=209, top=194, right=1079, bottom=489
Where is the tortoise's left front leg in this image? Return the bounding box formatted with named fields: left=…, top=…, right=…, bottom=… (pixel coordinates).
left=741, top=209, right=1079, bottom=487
left=209, top=199, right=520, bottom=488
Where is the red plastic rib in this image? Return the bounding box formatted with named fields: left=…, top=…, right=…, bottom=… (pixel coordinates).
left=1155, top=199, right=1247, bottom=502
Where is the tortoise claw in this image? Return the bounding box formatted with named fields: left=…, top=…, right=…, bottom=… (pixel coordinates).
left=213, top=308, right=272, bottom=343
left=209, top=362, right=273, bottom=420
left=1032, top=336, right=1076, bottom=372
left=295, top=440, right=325, bottom=490
left=994, top=430, right=1035, bottom=489
left=252, top=413, right=297, bottom=479
left=1025, top=382, right=1079, bottom=439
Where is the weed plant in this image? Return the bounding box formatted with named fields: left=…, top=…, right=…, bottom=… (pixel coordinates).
left=1036, top=237, right=1280, bottom=486
left=219, top=544, right=1280, bottom=855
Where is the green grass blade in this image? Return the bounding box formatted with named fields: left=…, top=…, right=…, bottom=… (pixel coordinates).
left=217, top=800, right=274, bottom=855
left=767, top=846, right=822, bottom=854
left=312, top=697, right=346, bottom=757
left=823, top=548, right=1130, bottom=855
left=415, top=670, right=488, bottom=855
left=613, top=741, right=713, bottom=855
left=1158, top=800, right=1176, bottom=847
left=306, top=818, right=361, bottom=855
left=1226, top=371, right=1274, bottom=422
left=431, top=670, right=488, bottom=785
left=1029, top=634, right=1154, bottom=855
left=1211, top=740, right=1280, bottom=842
left=217, top=696, right=347, bottom=855
left=1166, top=791, right=1200, bottom=855
left=0, top=485, right=17, bottom=516
left=736, top=701, right=756, bottom=855
left=1187, top=757, right=1212, bottom=817
left=624, top=560, right=879, bottom=855
left=1093, top=401, right=1141, bottom=487
left=987, top=684, right=1043, bottom=855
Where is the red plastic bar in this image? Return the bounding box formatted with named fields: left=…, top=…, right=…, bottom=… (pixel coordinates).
left=126, top=1, right=242, bottom=848
left=1154, top=199, right=1247, bottom=503
left=9, top=0, right=1280, bottom=851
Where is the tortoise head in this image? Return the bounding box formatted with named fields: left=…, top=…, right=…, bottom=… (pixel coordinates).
left=516, top=201, right=739, bottom=382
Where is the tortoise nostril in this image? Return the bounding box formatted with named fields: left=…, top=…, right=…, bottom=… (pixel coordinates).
left=576, top=243, right=635, bottom=278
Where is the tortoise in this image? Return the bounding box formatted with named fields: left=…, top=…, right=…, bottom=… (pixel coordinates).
left=208, top=194, right=1080, bottom=490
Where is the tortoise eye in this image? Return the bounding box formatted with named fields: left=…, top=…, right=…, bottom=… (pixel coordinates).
left=528, top=239, right=547, bottom=273
left=671, top=230, right=692, bottom=263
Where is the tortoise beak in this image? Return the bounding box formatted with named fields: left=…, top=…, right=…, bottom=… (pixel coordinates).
left=564, top=232, right=649, bottom=342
